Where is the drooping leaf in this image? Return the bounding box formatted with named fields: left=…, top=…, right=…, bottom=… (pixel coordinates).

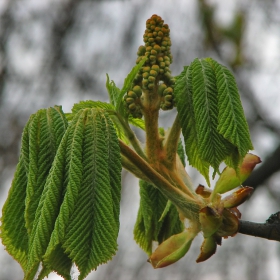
left=42, top=108, right=122, bottom=280
left=175, top=58, right=253, bottom=182
left=206, top=58, right=253, bottom=158
left=1, top=106, right=68, bottom=277
left=25, top=107, right=68, bottom=234
left=26, top=109, right=79, bottom=279
left=1, top=156, right=29, bottom=271
left=191, top=58, right=228, bottom=173
left=174, top=66, right=210, bottom=184
left=134, top=180, right=184, bottom=255
left=70, top=100, right=130, bottom=143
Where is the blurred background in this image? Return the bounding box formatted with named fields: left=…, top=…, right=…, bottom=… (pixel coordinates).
left=0, top=0, right=280, bottom=279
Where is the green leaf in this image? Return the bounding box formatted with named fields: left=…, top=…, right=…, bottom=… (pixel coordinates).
left=26, top=109, right=76, bottom=279
left=206, top=58, right=253, bottom=157
left=116, top=56, right=147, bottom=111
left=1, top=156, right=29, bottom=271
left=1, top=106, right=68, bottom=277
left=42, top=108, right=121, bottom=280
left=128, top=115, right=145, bottom=130
left=25, top=107, right=68, bottom=234
left=191, top=58, right=228, bottom=172
left=134, top=180, right=184, bottom=255
left=70, top=100, right=115, bottom=120
left=174, top=66, right=210, bottom=184
left=106, top=74, right=121, bottom=107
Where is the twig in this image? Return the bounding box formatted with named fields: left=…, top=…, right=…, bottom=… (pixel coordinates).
left=238, top=212, right=280, bottom=242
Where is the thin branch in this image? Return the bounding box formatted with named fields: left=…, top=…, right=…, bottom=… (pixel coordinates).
left=238, top=212, right=280, bottom=242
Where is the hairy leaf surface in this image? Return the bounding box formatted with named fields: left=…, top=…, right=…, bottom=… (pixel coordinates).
left=192, top=58, right=228, bottom=172
left=174, top=66, right=210, bottom=184
left=40, top=108, right=121, bottom=280
left=1, top=106, right=67, bottom=277
left=207, top=58, right=253, bottom=158
left=25, top=107, right=68, bottom=234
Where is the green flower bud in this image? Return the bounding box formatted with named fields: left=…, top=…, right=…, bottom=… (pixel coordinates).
left=165, top=95, right=173, bottom=101
left=151, top=65, right=160, bottom=72
left=126, top=97, right=135, bottom=104
left=128, top=103, right=136, bottom=111
left=163, top=87, right=173, bottom=96
left=142, top=79, right=148, bottom=87
left=133, top=85, right=142, bottom=97
left=158, top=83, right=167, bottom=96
left=151, top=49, right=157, bottom=55
left=143, top=72, right=149, bottom=79
left=137, top=45, right=146, bottom=56
left=128, top=91, right=137, bottom=98
left=150, top=70, right=157, bottom=77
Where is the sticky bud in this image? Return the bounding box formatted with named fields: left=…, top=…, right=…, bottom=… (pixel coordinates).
left=213, top=153, right=261, bottom=196
left=148, top=231, right=194, bottom=268
left=216, top=209, right=239, bottom=238
left=195, top=184, right=212, bottom=198
left=199, top=206, right=222, bottom=238
left=222, top=187, right=254, bottom=208
left=196, top=236, right=217, bottom=263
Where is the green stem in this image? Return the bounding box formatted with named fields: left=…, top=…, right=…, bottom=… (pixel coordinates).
left=164, top=114, right=182, bottom=167
left=119, top=140, right=202, bottom=221
left=109, top=111, right=147, bottom=160
left=121, top=155, right=151, bottom=182
left=142, top=87, right=162, bottom=165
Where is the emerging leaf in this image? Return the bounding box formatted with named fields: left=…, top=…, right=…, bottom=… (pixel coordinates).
left=222, top=186, right=254, bottom=208
left=116, top=56, right=147, bottom=112
left=149, top=231, right=194, bottom=268
left=196, top=236, right=217, bottom=263
left=106, top=74, right=121, bottom=107
left=213, top=153, right=261, bottom=196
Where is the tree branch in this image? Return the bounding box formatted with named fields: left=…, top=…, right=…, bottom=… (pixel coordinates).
left=238, top=212, right=280, bottom=242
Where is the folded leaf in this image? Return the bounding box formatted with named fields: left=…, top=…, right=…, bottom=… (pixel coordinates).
left=222, top=186, right=254, bottom=208
left=213, top=153, right=261, bottom=195
left=149, top=231, right=194, bottom=268
left=196, top=236, right=217, bottom=262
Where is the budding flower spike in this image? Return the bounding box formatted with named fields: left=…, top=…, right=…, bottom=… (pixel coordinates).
left=123, top=14, right=176, bottom=118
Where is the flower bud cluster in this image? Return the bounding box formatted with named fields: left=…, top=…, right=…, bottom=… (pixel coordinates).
left=123, top=14, right=175, bottom=117
left=123, top=85, right=143, bottom=118
left=143, top=14, right=175, bottom=110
